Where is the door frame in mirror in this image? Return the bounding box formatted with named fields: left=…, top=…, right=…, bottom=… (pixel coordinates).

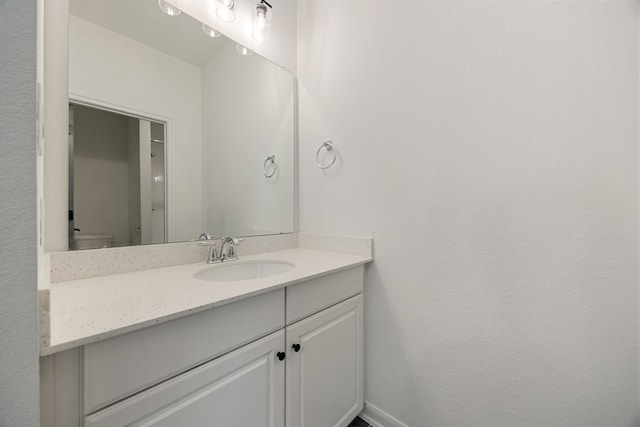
left=68, top=94, right=171, bottom=247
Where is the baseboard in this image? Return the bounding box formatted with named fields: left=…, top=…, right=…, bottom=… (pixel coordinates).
left=360, top=401, right=410, bottom=427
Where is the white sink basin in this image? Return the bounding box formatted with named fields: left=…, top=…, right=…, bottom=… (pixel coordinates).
left=194, top=261, right=295, bottom=282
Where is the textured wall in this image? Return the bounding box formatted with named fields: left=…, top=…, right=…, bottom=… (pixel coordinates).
left=0, top=1, right=40, bottom=426
left=298, top=2, right=638, bottom=426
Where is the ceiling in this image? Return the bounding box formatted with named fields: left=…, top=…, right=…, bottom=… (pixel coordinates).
left=69, top=0, right=228, bottom=67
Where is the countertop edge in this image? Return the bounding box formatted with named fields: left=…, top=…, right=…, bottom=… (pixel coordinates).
left=41, top=256, right=372, bottom=356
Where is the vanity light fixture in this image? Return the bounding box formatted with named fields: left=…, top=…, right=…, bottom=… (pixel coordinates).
left=236, top=43, right=253, bottom=56
left=252, top=0, right=272, bottom=43
left=202, top=23, right=222, bottom=38
left=158, top=0, right=182, bottom=16
left=216, top=0, right=237, bottom=22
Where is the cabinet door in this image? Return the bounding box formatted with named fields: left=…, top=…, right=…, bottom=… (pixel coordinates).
left=85, top=330, right=285, bottom=427
left=286, top=294, right=363, bottom=427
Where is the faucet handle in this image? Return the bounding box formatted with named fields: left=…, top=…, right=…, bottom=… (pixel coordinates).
left=206, top=242, right=219, bottom=264
left=221, top=236, right=240, bottom=261
left=198, top=233, right=216, bottom=247
left=220, top=236, right=241, bottom=245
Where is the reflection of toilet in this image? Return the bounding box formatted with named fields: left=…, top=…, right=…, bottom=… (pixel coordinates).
left=73, top=234, right=114, bottom=250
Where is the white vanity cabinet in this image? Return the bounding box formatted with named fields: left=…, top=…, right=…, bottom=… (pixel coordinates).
left=41, top=265, right=365, bottom=427
left=85, top=331, right=285, bottom=427
left=284, top=266, right=365, bottom=427
left=83, top=290, right=285, bottom=413
left=286, top=295, right=363, bottom=427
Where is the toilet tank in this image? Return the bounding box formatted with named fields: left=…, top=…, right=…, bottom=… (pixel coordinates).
left=73, top=234, right=114, bottom=250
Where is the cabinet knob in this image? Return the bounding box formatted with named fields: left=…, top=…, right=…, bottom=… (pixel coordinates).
left=277, top=352, right=286, bottom=361
left=292, top=343, right=301, bottom=352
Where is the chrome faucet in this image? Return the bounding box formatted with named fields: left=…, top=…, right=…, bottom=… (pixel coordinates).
left=198, top=234, right=240, bottom=264
left=220, top=237, right=240, bottom=261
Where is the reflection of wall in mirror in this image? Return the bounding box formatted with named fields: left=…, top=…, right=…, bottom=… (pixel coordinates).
left=68, top=11, right=296, bottom=243
left=202, top=41, right=294, bottom=238
left=69, top=15, right=203, bottom=243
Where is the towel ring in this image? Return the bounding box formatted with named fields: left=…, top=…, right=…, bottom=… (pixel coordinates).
left=316, top=141, right=337, bottom=169
left=263, top=155, right=276, bottom=178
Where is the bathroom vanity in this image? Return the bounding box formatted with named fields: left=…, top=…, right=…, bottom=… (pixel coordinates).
left=38, top=1, right=367, bottom=425
left=40, top=234, right=372, bottom=427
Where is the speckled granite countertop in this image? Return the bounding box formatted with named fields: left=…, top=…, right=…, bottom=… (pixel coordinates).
left=42, top=246, right=372, bottom=356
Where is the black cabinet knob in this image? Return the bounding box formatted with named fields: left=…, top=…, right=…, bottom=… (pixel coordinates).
left=292, top=344, right=301, bottom=352
left=277, top=352, right=286, bottom=361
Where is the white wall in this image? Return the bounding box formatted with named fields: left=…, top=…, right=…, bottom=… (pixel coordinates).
left=0, top=0, right=40, bottom=425
left=69, top=15, right=203, bottom=243
left=298, top=2, right=638, bottom=426
left=202, top=41, right=295, bottom=237
left=42, top=0, right=70, bottom=253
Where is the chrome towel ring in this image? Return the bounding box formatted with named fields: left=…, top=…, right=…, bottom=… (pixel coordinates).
left=316, top=141, right=337, bottom=169
left=263, top=155, right=277, bottom=178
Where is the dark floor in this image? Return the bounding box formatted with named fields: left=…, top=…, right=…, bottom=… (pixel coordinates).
left=348, top=416, right=372, bottom=427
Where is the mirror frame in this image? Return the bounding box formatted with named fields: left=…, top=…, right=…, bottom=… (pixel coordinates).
left=68, top=97, right=171, bottom=248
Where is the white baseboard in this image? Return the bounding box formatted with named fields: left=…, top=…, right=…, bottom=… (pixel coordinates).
left=360, top=401, right=410, bottom=427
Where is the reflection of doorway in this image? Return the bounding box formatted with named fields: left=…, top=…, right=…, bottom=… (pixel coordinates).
left=149, top=122, right=166, bottom=245
left=69, top=103, right=166, bottom=249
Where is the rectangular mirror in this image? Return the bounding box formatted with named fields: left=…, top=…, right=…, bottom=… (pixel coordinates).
left=67, top=0, right=295, bottom=249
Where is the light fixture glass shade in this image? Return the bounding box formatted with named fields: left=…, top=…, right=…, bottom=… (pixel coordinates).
left=158, top=0, right=182, bottom=16
left=252, top=3, right=270, bottom=43
left=236, top=43, right=253, bottom=56
left=202, top=23, right=222, bottom=38
left=216, top=0, right=237, bottom=22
